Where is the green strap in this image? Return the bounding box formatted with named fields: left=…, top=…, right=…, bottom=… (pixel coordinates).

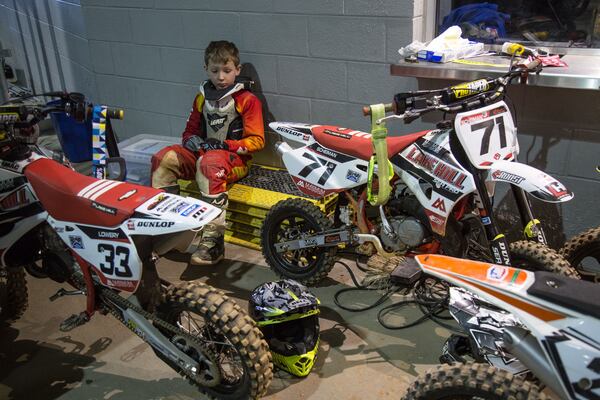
left=367, top=104, right=392, bottom=206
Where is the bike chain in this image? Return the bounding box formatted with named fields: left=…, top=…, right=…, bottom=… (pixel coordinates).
left=73, top=274, right=222, bottom=388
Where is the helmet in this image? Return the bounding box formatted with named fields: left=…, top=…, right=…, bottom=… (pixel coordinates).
left=249, top=279, right=320, bottom=377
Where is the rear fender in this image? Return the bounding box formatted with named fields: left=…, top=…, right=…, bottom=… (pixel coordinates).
left=487, top=160, right=573, bottom=203
left=130, top=193, right=222, bottom=234
left=269, top=122, right=316, bottom=145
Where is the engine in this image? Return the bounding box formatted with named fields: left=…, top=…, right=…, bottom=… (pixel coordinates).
left=380, top=215, right=428, bottom=252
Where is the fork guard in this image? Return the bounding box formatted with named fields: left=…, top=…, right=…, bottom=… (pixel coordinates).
left=487, top=160, right=573, bottom=203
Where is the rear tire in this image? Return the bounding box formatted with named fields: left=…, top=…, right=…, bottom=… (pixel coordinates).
left=404, top=362, right=546, bottom=400
left=559, top=226, right=600, bottom=282
left=510, top=240, right=580, bottom=279
left=0, top=267, right=28, bottom=322
left=157, top=282, right=273, bottom=400
left=261, top=198, right=337, bottom=286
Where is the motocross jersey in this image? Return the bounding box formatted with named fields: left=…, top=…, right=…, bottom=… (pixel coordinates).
left=182, top=80, right=264, bottom=155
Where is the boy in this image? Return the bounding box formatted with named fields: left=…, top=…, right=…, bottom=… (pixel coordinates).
left=151, top=41, right=264, bottom=265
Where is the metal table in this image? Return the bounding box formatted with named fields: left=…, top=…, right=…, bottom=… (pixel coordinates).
left=390, top=54, right=600, bottom=90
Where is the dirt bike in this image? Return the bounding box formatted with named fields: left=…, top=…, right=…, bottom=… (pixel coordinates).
left=0, top=92, right=272, bottom=399
left=398, top=254, right=600, bottom=399
left=262, top=59, right=578, bottom=286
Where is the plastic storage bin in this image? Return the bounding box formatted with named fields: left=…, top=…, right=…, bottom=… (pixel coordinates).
left=118, top=134, right=180, bottom=186
left=48, top=100, right=93, bottom=162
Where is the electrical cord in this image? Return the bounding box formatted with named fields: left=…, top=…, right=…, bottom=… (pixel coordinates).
left=333, top=257, right=461, bottom=332
left=333, top=260, right=397, bottom=312
left=377, top=278, right=461, bottom=332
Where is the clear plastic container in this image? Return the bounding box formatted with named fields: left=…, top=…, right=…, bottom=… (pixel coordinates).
left=118, top=134, right=180, bottom=186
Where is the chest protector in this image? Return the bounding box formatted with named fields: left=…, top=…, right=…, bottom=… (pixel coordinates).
left=199, top=82, right=245, bottom=142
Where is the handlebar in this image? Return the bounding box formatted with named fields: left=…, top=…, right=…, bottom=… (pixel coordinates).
left=363, top=103, right=393, bottom=116
left=2, top=91, right=124, bottom=128
left=362, top=59, right=542, bottom=122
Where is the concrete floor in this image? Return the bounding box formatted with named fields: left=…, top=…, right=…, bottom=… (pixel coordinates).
left=0, top=244, right=454, bottom=400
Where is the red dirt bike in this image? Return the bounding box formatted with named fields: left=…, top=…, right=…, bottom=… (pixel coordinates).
left=262, top=60, right=578, bottom=285
left=0, top=92, right=272, bottom=399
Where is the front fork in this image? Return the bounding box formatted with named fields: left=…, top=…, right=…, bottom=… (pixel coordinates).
left=511, top=185, right=547, bottom=245
left=472, top=173, right=547, bottom=266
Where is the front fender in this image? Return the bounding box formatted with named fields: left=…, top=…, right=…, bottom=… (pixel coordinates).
left=487, top=160, right=573, bottom=203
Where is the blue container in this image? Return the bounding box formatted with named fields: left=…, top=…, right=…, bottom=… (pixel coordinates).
left=48, top=100, right=93, bottom=163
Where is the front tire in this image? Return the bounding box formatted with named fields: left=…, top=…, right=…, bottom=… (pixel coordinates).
left=0, top=267, right=28, bottom=322
left=510, top=240, right=580, bottom=279
left=404, top=362, right=546, bottom=400
left=261, top=198, right=337, bottom=286
left=157, top=282, right=273, bottom=400
left=559, top=226, right=600, bottom=282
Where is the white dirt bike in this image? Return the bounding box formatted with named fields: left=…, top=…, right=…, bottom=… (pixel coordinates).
left=400, top=254, right=600, bottom=399
left=0, top=92, right=272, bottom=399
left=262, top=60, right=578, bottom=285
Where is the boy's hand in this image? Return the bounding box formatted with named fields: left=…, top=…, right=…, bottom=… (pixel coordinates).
left=200, top=138, right=229, bottom=151
left=183, top=136, right=204, bottom=152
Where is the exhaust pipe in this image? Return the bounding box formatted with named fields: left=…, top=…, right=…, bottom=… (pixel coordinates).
left=275, top=141, right=293, bottom=157
left=502, top=326, right=569, bottom=399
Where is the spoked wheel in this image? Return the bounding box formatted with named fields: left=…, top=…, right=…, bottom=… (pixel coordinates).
left=261, top=198, right=336, bottom=286
left=0, top=267, right=28, bottom=322
left=404, top=362, right=546, bottom=400
left=560, top=226, right=600, bottom=282
left=509, top=240, right=580, bottom=279
left=156, top=282, right=272, bottom=400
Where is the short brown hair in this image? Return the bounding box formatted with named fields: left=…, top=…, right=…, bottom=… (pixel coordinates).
left=204, top=41, right=240, bottom=67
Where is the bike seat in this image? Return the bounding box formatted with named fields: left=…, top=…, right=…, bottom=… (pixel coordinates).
left=311, top=125, right=429, bottom=161
left=527, top=272, right=600, bottom=319
left=25, top=158, right=161, bottom=227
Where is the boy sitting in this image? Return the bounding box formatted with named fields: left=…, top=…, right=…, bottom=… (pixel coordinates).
left=151, top=41, right=264, bottom=265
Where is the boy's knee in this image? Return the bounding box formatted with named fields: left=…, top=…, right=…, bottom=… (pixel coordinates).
left=152, top=148, right=179, bottom=171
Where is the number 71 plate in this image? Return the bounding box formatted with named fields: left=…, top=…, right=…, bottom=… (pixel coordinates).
left=454, top=101, right=518, bottom=169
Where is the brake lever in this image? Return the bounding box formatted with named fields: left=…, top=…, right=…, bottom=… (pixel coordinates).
left=376, top=113, right=406, bottom=125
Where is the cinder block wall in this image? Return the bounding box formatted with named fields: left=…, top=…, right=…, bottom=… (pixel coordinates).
left=0, top=1, right=429, bottom=160
left=0, top=0, right=96, bottom=98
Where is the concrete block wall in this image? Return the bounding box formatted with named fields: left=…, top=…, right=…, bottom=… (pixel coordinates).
left=0, top=0, right=96, bottom=98
left=81, top=1, right=431, bottom=149
left=2, top=1, right=430, bottom=157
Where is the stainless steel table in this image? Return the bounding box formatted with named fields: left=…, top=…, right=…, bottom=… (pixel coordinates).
left=391, top=54, right=600, bottom=90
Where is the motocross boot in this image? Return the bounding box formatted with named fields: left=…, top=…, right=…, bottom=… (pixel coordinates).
left=190, top=192, right=228, bottom=266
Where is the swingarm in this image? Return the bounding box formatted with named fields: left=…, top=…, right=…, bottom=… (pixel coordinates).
left=273, top=227, right=395, bottom=257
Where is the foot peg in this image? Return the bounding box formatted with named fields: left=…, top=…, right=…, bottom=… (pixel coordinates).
left=49, top=288, right=84, bottom=302
left=60, top=312, right=90, bottom=332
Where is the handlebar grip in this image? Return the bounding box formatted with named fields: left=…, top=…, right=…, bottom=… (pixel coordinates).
left=362, top=103, right=393, bottom=116
left=106, top=107, right=124, bottom=120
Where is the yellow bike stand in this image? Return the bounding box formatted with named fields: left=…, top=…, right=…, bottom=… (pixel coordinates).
left=178, top=164, right=337, bottom=250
